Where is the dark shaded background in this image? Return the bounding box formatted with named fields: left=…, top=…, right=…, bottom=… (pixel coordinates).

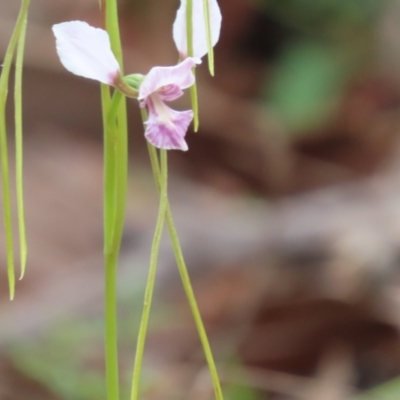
left=1, top=0, right=400, bottom=399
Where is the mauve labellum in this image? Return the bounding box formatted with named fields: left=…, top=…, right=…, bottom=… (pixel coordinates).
left=138, top=57, right=201, bottom=151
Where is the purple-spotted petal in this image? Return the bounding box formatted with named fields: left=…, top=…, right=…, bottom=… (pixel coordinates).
left=52, top=21, right=120, bottom=85
left=138, top=57, right=201, bottom=100
left=159, top=84, right=184, bottom=102
left=144, top=107, right=193, bottom=151
left=173, top=0, right=222, bottom=59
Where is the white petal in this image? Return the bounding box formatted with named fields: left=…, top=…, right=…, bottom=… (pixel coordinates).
left=52, top=21, right=120, bottom=85
left=173, top=0, right=222, bottom=59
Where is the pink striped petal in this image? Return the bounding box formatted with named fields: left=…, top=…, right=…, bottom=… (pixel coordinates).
left=138, top=57, right=200, bottom=101
left=52, top=21, right=120, bottom=85
left=144, top=105, right=192, bottom=151
left=173, top=0, right=222, bottom=59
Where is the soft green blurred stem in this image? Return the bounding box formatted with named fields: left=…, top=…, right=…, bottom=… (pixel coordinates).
left=0, top=0, right=31, bottom=299
left=103, top=90, right=123, bottom=254
left=103, top=87, right=115, bottom=252
left=104, top=0, right=124, bottom=65
left=101, top=84, right=120, bottom=400
left=185, top=0, right=199, bottom=131
left=102, top=90, right=127, bottom=400
left=167, top=216, right=224, bottom=400
left=104, top=249, right=120, bottom=400
left=101, top=87, right=127, bottom=400
left=104, top=0, right=128, bottom=256
left=186, top=0, right=194, bottom=63
left=102, top=1, right=128, bottom=399
left=203, top=0, right=215, bottom=76
left=189, top=72, right=199, bottom=132
left=130, top=149, right=168, bottom=400
left=15, top=10, right=29, bottom=280
left=142, top=110, right=224, bottom=400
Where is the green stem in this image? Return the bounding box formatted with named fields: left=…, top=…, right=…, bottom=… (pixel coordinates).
left=104, top=0, right=128, bottom=255
left=101, top=1, right=128, bottom=399
left=15, top=5, right=29, bottom=279
left=104, top=0, right=124, bottom=69
left=166, top=204, right=224, bottom=400
left=202, top=0, right=214, bottom=76
left=146, top=143, right=224, bottom=400
left=101, top=85, right=120, bottom=400
left=104, top=249, right=120, bottom=400
left=102, top=87, right=127, bottom=400
left=103, top=90, right=123, bottom=254
left=0, top=0, right=31, bottom=299
left=185, top=0, right=199, bottom=131
left=101, top=85, right=112, bottom=247
left=111, top=107, right=128, bottom=257
left=189, top=72, right=199, bottom=132
left=130, top=149, right=168, bottom=400
left=186, top=0, right=194, bottom=59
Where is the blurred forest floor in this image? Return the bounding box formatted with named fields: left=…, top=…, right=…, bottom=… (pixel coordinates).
left=2, top=0, right=400, bottom=399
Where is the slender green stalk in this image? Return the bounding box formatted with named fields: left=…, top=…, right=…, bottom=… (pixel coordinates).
left=0, top=0, right=31, bottom=299
left=0, top=79, right=15, bottom=301
left=15, top=8, right=29, bottom=280
left=130, top=149, right=168, bottom=400
left=101, top=84, right=120, bottom=400
left=111, top=105, right=128, bottom=255
left=146, top=143, right=224, bottom=400
left=202, top=0, right=214, bottom=76
left=186, top=0, right=199, bottom=131
left=104, top=0, right=128, bottom=253
left=101, top=85, right=112, bottom=246
left=186, top=0, right=194, bottom=59
left=102, top=87, right=128, bottom=400
left=103, top=91, right=123, bottom=254
left=165, top=201, right=224, bottom=400
left=104, top=249, right=120, bottom=400
left=189, top=72, right=199, bottom=132
left=103, top=0, right=128, bottom=256
left=104, top=0, right=124, bottom=67
left=101, top=2, right=128, bottom=399
left=102, top=0, right=128, bottom=250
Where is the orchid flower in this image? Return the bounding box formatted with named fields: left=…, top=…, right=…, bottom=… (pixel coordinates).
left=138, top=57, right=200, bottom=151
left=52, top=20, right=200, bottom=151
left=173, top=0, right=222, bottom=59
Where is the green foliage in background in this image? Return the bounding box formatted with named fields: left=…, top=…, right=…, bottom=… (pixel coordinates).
left=12, top=320, right=110, bottom=400
left=257, top=0, right=384, bottom=134
left=266, top=41, right=350, bottom=133
left=351, top=376, right=400, bottom=400
left=10, top=300, right=143, bottom=399
left=225, top=383, right=258, bottom=400
left=261, top=0, right=383, bottom=34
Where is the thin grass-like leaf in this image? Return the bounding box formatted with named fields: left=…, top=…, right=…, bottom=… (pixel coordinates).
left=102, top=2, right=128, bottom=399
left=130, top=144, right=168, bottom=400
left=103, top=90, right=123, bottom=254
left=203, top=0, right=215, bottom=75
left=100, top=83, right=120, bottom=400
left=15, top=13, right=28, bottom=280
left=189, top=72, right=199, bottom=131
left=146, top=129, right=224, bottom=400
left=186, top=0, right=199, bottom=131
left=0, top=0, right=31, bottom=299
